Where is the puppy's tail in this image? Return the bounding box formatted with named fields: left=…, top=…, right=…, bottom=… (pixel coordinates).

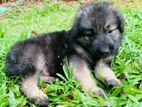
left=5, top=48, right=23, bottom=76
left=5, top=48, right=35, bottom=77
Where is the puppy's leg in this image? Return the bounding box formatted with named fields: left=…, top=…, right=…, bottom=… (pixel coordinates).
left=20, top=73, right=48, bottom=106
left=95, top=60, right=122, bottom=87
left=70, top=55, right=105, bottom=97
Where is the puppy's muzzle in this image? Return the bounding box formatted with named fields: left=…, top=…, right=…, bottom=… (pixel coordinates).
left=93, top=36, right=113, bottom=57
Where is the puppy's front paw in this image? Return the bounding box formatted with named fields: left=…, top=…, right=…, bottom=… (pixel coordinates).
left=32, top=91, right=49, bottom=106
left=106, top=79, right=123, bottom=87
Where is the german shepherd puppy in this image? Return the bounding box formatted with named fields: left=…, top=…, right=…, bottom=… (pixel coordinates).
left=5, top=2, right=124, bottom=106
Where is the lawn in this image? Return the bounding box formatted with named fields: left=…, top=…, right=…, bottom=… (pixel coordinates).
left=0, top=1, right=142, bottom=107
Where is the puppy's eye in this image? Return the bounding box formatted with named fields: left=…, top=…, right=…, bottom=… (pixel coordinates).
left=107, top=28, right=117, bottom=34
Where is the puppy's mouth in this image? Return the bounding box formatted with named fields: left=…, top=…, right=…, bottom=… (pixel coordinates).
left=91, top=49, right=112, bottom=59
left=101, top=53, right=110, bottom=58
left=101, top=51, right=111, bottom=58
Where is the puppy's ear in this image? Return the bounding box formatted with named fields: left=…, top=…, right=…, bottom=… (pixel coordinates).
left=70, top=7, right=90, bottom=39
left=113, top=9, right=125, bottom=33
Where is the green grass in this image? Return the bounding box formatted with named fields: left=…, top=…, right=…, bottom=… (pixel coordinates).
left=0, top=2, right=142, bottom=107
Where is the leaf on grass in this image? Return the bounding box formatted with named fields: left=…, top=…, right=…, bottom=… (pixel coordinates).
left=56, top=73, right=67, bottom=82
left=8, top=90, right=17, bottom=107
left=128, top=94, right=139, bottom=103
left=32, top=30, right=38, bottom=36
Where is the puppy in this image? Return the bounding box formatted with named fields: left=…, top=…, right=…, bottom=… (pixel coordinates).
left=5, top=2, right=124, bottom=106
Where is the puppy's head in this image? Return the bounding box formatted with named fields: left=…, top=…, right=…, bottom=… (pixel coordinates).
left=71, top=2, right=124, bottom=59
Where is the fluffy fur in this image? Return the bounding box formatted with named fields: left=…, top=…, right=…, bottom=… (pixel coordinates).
left=5, top=2, right=124, bottom=106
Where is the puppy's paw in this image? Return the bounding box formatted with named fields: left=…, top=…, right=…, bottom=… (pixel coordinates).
left=32, top=91, right=49, bottom=106
left=92, top=87, right=106, bottom=98
left=106, top=79, right=123, bottom=87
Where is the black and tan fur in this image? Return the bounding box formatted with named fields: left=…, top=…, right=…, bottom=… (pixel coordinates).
left=5, top=2, right=124, bottom=106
